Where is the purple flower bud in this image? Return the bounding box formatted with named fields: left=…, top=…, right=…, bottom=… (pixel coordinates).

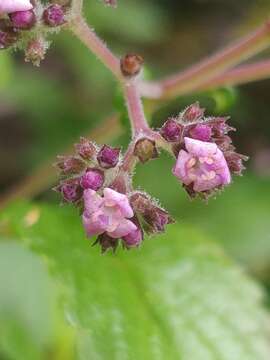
left=134, top=138, right=158, bottom=163
left=75, top=137, right=97, bottom=160
left=9, top=9, right=36, bottom=29
left=80, top=169, right=104, bottom=191
left=43, top=4, right=65, bottom=27
left=225, top=151, right=248, bottom=176
left=130, top=192, right=174, bottom=235
left=56, top=155, right=85, bottom=175
left=57, top=179, right=83, bottom=203
left=97, top=145, right=120, bottom=169
left=182, top=102, right=205, bottom=123
left=160, top=119, right=182, bottom=142
left=189, top=124, right=212, bottom=142
left=0, top=29, right=18, bottom=49
left=210, top=117, right=233, bottom=137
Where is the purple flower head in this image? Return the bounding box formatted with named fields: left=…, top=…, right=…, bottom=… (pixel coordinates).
left=173, top=137, right=231, bottom=193
left=97, top=145, right=120, bottom=169
left=160, top=118, right=182, bottom=142
left=83, top=188, right=137, bottom=239
left=80, top=168, right=104, bottom=191
left=189, top=124, right=212, bottom=142
left=43, top=4, right=65, bottom=27
left=9, top=10, right=36, bottom=29
left=0, top=0, right=32, bottom=14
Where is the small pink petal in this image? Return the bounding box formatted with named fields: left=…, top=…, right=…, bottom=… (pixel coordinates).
left=108, top=219, right=137, bottom=239
left=184, top=137, right=217, bottom=157
left=173, top=150, right=193, bottom=185
left=83, top=189, right=103, bottom=215
left=103, top=188, right=134, bottom=218
left=0, top=0, right=33, bottom=13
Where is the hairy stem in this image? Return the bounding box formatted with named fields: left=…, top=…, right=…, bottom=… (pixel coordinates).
left=141, top=21, right=270, bottom=99
left=123, top=81, right=150, bottom=136
left=197, top=59, right=270, bottom=90
left=70, top=15, right=122, bottom=80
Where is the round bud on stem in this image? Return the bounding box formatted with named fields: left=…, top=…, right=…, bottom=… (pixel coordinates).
left=134, top=138, right=158, bottom=163
left=25, top=37, right=49, bottom=66
left=80, top=169, right=104, bottom=191
left=9, top=10, right=36, bottom=30
left=160, top=119, right=182, bottom=142
left=97, top=145, right=120, bottom=169
left=120, top=54, right=144, bottom=77
left=43, top=4, right=65, bottom=27
left=75, top=137, right=97, bottom=160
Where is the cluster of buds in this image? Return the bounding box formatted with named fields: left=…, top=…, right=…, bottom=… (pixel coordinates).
left=55, top=137, right=173, bottom=252
left=160, top=102, right=248, bottom=198
left=0, top=0, right=66, bottom=64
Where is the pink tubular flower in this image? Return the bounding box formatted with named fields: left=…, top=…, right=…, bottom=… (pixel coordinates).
left=82, top=187, right=137, bottom=239
left=173, top=137, right=231, bottom=192
left=0, top=0, right=33, bottom=14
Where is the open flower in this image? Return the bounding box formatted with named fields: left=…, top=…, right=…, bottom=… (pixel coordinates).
left=0, top=0, right=33, bottom=14
left=173, top=137, right=231, bottom=193
left=82, top=187, right=137, bottom=239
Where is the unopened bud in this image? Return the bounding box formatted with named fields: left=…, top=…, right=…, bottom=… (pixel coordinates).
left=56, top=155, right=85, bottom=175
left=9, top=10, right=36, bottom=30
left=134, top=138, right=158, bottom=163
left=75, top=137, right=97, bottom=160
left=97, top=145, right=120, bottom=169
left=182, top=102, right=205, bottom=123
left=43, top=4, right=65, bottom=27
left=160, top=118, right=182, bottom=142
left=120, top=54, right=144, bottom=77
left=189, top=124, right=212, bottom=141
left=55, top=179, right=83, bottom=203
left=80, top=168, right=104, bottom=191
left=25, top=37, right=49, bottom=66
left=130, top=192, right=174, bottom=235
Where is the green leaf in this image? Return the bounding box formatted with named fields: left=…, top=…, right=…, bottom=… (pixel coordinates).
left=1, top=203, right=270, bottom=359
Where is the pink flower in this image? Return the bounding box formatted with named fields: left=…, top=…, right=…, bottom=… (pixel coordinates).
left=82, top=187, right=137, bottom=239
left=0, top=0, right=33, bottom=14
left=173, top=137, right=231, bottom=192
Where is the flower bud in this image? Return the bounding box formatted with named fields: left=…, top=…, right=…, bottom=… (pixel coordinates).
left=160, top=118, right=182, bottom=142
left=55, top=179, right=83, bottom=203
left=56, top=155, right=85, bottom=175
left=134, top=138, right=158, bottom=163
left=225, top=151, right=248, bottom=176
left=188, top=124, right=212, bottom=141
left=120, top=54, right=144, bottom=77
left=130, top=192, right=174, bottom=235
left=182, top=102, right=205, bottom=123
left=75, top=137, right=97, bottom=160
left=43, top=4, right=65, bottom=27
left=80, top=169, right=104, bottom=191
left=9, top=9, right=36, bottom=29
left=24, top=37, right=49, bottom=66
left=97, top=145, right=120, bottom=169
left=0, top=29, right=18, bottom=49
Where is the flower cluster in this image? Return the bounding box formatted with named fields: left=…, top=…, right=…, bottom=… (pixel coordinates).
left=160, top=102, right=248, bottom=199
left=0, top=0, right=66, bottom=65
left=55, top=102, right=247, bottom=252
left=55, top=137, right=174, bottom=252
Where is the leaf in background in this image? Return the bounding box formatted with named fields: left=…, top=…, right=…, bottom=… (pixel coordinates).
left=0, top=53, right=13, bottom=89
left=0, top=241, right=74, bottom=360
left=1, top=203, right=270, bottom=359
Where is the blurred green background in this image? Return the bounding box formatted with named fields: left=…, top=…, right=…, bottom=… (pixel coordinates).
left=1, top=1, right=270, bottom=359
